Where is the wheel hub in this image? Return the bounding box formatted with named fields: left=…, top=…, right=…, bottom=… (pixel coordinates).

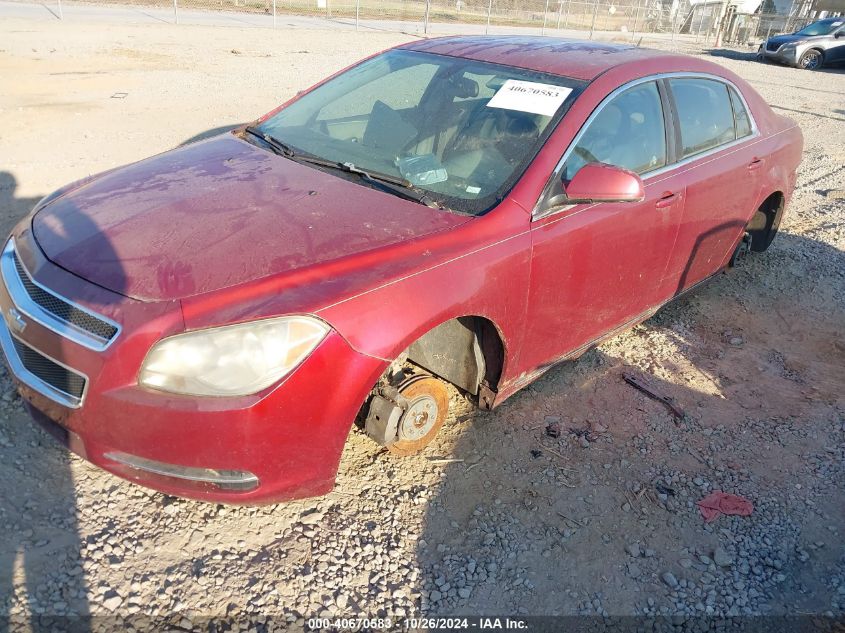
left=385, top=375, right=450, bottom=456
left=398, top=395, right=439, bottom=441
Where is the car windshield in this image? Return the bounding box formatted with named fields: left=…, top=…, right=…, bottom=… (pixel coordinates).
left=254, top=50, right=584, bottom=215
left=795, top=19, right=842, bottom=36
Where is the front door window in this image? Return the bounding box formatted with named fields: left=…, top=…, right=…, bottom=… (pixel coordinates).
left=562, top=81, right=667, bottom=182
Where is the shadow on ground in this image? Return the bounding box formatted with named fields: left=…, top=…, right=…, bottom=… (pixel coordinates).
left=0, top=145, right=844, bottom=627
left=707, top=48, right=845, bottom=74
left=0, top=173, right=92, bottom=631
left=416, top=230, right=845, bottom=618
left=707, top=48, right=758, bottom=61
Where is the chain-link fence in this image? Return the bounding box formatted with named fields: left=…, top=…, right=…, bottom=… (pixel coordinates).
left=720, top=11, right=814, bottom=43
left=24, top=0, right=840, bottom=45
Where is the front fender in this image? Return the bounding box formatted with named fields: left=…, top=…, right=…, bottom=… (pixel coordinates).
left=315, top=201, right=531, bottom=381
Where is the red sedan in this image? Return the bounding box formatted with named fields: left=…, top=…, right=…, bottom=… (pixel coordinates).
left=0, top=37, right=802, bottom=503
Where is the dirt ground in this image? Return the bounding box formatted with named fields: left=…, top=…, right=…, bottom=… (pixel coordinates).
left=0, top=13, right=843, bottom=630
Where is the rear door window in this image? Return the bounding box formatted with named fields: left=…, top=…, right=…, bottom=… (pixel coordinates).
left=669, top=78, right=736, bottom=158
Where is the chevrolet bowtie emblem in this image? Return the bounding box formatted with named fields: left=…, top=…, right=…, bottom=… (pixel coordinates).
left=6, top=307, right=27, bottom=334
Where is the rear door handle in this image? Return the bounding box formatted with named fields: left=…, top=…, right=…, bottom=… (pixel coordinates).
left=747, top=157, right=764, bottom=171
left=655, top=192, right=677, bottom=209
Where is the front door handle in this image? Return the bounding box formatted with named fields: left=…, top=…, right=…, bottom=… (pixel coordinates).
left=747, top=157, right=765, bottom=171
left=655, top=192, right=677, bottom=209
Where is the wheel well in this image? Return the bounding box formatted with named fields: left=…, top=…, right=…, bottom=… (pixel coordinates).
left=800, top=48, right=825, bottom=64
left=747, top=192, right=784, bottom=252
left=403, top=316, right=504, bottom=407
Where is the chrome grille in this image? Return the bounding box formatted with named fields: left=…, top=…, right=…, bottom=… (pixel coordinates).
left=11, top=335, right=86, bottom=403
left=1, top=239, right=120, bottom=351
left=11, top=252, right=118, bottom=341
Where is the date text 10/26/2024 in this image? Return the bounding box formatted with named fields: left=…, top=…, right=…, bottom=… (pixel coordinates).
left=307, top=617, right=529, bottom=630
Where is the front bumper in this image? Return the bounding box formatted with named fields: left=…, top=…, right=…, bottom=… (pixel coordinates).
left=759, top=43, right=801, bottom=66
left=0, top=230, right=386, bottom=504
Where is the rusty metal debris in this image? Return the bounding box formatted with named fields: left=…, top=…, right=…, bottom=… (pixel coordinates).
left=655, top=482, right=676, bottom=497
left=568, top=420, right=606, bottom=442
left=537, top=445, right=561, bottom=461
left=622, top=371, right=685, bottom=423
left=558, top=512, right=587, bottom=528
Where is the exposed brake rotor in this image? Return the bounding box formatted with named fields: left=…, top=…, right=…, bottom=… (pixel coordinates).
left=387, top=375, right=449, bottom=457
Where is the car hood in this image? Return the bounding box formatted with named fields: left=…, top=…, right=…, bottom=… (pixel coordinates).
left=767, top=33, right=821, bottom=46
left=32, top=134, right=469, bottom=302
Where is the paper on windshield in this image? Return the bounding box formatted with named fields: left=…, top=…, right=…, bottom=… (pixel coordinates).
left=486, top=80, right=573, bottom=117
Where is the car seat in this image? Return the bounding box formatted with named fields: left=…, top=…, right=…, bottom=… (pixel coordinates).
left=442, top=109, right=540, bottom=194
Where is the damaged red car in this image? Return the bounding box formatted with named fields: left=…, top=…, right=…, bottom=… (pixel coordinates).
left=0, top=37, right=802, bottom=503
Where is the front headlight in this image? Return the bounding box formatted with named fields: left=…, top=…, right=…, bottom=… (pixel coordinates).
left=139, top=316, right=329, bottom=397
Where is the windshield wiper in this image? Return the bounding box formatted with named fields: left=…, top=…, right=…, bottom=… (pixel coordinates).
left=244, top=126, right=296, bottom=157
left=244, top=127, right=445, bottom=209
left=336, top=162, right=445, bottom=209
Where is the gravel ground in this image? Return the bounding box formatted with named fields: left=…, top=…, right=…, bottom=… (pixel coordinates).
left=0, top=14, right=843, bottom=630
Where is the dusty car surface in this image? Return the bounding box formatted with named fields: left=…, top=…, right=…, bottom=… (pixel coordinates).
left=757, top=17, right=845, bottom=69
left=0, top=37, right=803, bottom=503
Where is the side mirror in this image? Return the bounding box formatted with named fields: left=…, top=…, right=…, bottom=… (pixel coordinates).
left=835, top=30, right=845, bottom=38
left=563, top=163, right=645, bottom=204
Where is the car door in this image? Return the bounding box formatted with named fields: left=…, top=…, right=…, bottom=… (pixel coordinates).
left=519, top=79, right=685, bottom=373
left=661, top=77, right=760, bottom=294
left=826, top=25, right=845, bottom=63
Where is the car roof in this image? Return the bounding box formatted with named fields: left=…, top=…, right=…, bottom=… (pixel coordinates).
left=400, top=36, right=681, bottom=81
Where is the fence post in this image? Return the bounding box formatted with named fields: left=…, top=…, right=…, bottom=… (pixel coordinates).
left=562, top=0, right=570, bottom=30
left=485, top=0, right=492, bottom=33
left=57, top=0, right=63, bottom=19
left=541, top=0, right=549, bottom=34
left=588, top=0, right=598, bottom=38
left=423, top=0, right=430, bottom=33
left=695, top=5, right=704, bottom=38
left=355, top=0, right=360, bottom=29
left=713, top=1, right=728, bottom=46
left=786, top=0, right=796, bottom=20
left=631, top=0, right=640, bottom=40
left=272, top=0, right=276, bottom=27
left=173, top=0, right=178, bottom=24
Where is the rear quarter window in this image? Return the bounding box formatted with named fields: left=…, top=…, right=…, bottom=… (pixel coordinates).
left=729, top=87, right=752, bottom=139
left=669, top=78, right=736, bottom=158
